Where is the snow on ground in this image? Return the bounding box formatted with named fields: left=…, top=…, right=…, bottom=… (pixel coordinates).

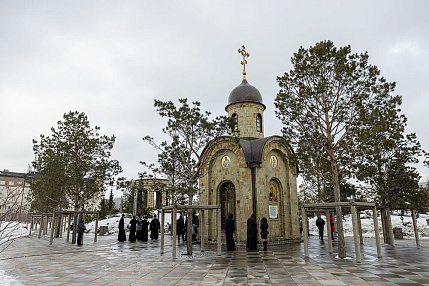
left=307, top=212, right=429, bottom=238
left=1, top=211, right=428, bottom=285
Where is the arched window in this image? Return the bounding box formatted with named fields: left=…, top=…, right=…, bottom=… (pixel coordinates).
left=256, top=114, right=262, bottom=132
left=231, top=113, right=238, bottom=133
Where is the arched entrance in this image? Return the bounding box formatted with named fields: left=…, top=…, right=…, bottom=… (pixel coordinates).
left=220, top=182, right=236, bottom=229
left=268, top=179, right=284, bottom=235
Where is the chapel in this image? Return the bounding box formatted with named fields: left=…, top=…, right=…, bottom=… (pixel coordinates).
left=198, top=46, right=300, bottom=244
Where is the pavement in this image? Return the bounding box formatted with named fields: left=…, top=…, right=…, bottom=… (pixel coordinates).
left=1, top=232, right=429, bottom=286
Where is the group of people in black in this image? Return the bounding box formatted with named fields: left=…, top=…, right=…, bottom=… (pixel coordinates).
left=118, top=214, right=161, bottom=242
left=176, top=213, right=199, bottom=243
left=225, top=213, right=270, bottom=252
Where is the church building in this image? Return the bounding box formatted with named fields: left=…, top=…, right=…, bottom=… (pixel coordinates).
left=198, top=46, right=300, bottom=244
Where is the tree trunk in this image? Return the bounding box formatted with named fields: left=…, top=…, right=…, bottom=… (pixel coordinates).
left=331, top=159, right=347, bottom=258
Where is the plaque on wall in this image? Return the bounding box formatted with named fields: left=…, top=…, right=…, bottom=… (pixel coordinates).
left=269, top=205, right=278, bottom=219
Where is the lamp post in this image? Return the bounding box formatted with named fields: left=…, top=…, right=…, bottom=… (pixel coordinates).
left=131, top=180, right=137, bottom=217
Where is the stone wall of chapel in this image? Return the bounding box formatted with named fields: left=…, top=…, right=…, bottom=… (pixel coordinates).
left=226, top=103, right=265, bottom=138
left=256, top=139, right=300, bottom=241
left=199, top=137, right=300, bottom=244
left=199, top=140, right=251, bottom=242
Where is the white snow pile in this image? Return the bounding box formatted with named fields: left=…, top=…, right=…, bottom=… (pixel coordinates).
left=307, top=211, right=429, bottom=238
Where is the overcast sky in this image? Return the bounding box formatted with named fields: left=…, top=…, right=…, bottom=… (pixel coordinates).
left=1, top=1, right=428, bottom=197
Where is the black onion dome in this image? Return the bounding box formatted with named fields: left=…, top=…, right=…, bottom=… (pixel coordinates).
left=227, top=79, right=264, bottom=107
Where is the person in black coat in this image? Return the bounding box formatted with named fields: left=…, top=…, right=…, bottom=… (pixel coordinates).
left=316, top=215, right=325, bottom=240
left=129, top=215, right=137, bottom=242
left=225, top=213, right=236, bottom=251
left=141, top=216, right=149, bottom=242
left=77, top=218, right=86, bottom=246
left=150, top=215, right=160, bottom=240
left=136, top=216, right=143, bottom=241
left=118, top=214, right=126, bottom=242
left=176, top=215, right=185, bottom=243
left=246, top=213, right=258, bottom=251
left=260, top=217, right=269, bottom=251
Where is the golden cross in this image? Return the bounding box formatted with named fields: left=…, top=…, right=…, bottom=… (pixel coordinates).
left=238, top=45, right=250, bottom=80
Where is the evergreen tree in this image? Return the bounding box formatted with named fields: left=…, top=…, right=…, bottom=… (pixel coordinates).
left=108, top=189, right=115, bottom=211
left=143, top=98, right=229, bottom=254
left=32, top=111, right=122, bottom=212
left=143, top=99, right=229, bottom=204
left=275, top=40, right=414, bottom=258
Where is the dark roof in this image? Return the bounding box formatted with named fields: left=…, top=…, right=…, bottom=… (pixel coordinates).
left=226, top=79, right=265, bottom=110
left=239, top=137, right=270, bottom=164
left=239, top=136, right=299, bottom=173
left=0, top=170, right=37, bottom=178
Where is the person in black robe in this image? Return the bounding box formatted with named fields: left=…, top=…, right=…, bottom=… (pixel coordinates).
left=316, top=215, right=325, bottom=240
left=176, top=215, right=185, bottom=243
left=129, top=215, right=137, bottom=242
left=246, top=213, right=258, bottom=251
left=150, top=214, right=160, bottom=240
left=141, top=216, right=149, bottom=242
left=136, top=216, right=143, bottom=241
left=225, top=213, right=236, bottom=251
left=118, top=214, right=126, bottom=242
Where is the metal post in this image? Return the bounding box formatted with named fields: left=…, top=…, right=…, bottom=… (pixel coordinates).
left=171, top=207, right=176, bottom=258
left=411, top=209, right=420, bottom=246
left=325, top=210, right=333, bottom=254
left=373, top=206, right=382, bottom=258
left=38, top=214, right=43, bottom=238
left=94, top=212, right=99, bottom=242
left=161, top=208, right=165, bottom=255
left=66, top=214, right=71, bottom=242
left=358, top=210, right=363, bottom=244
left=302, top=208, right=309, bottom=258
left=29, top=217, right=33, bottom=236
left=351, top=204, right=361, bottom=263
left=387, top=208, right=395, bottom=247
left=217, top=206, right=221, bottom=255
left=132, top=181, right=137, bottom=217
left=58, top=214, right=63, bottom=238
left=200, top=210, right=205, bottom=252
left=49, top=213, right=56, bottom=245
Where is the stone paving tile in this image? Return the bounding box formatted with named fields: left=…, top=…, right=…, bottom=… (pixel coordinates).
left=1, top=234, right=429, bottom=285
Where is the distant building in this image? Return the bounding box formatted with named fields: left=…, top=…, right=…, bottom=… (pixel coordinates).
left=0, top=169, right=32, bottom=220
left=0, top=168, right=104, bottom=219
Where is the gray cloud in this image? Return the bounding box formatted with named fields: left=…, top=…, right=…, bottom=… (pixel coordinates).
left=1, top=1, right=428, bottom=196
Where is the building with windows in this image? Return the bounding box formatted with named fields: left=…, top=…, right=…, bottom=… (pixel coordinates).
left=0, top=169, right=32, bottom=220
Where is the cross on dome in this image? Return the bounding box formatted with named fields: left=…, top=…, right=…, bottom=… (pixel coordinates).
left=238, top=45, right=250, bottom=80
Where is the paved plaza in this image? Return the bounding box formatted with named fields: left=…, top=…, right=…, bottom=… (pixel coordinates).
left=1, top=232, right=429, bottom=286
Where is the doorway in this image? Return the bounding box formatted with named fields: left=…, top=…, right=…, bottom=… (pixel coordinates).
left=220, top=182, right=236, bottom=229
